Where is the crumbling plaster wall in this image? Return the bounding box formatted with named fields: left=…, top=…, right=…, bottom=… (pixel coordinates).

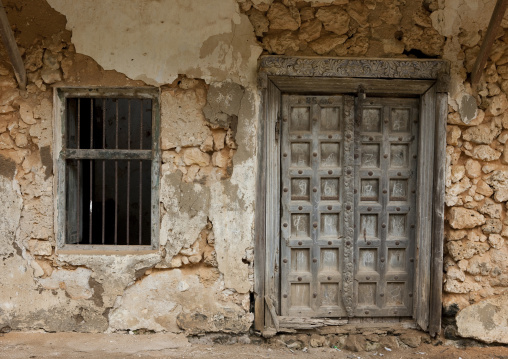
left=46, top=0, right=262, bottom=88
left=0, top=0, right=259, bottom=334
left=2, top=0, right=508, bottom=343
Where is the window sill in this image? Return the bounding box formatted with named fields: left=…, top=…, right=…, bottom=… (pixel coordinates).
left=57, top=245, right=158, bottom=255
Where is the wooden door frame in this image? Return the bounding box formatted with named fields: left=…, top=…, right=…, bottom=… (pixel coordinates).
left=254, top=56, right=449, bottom=336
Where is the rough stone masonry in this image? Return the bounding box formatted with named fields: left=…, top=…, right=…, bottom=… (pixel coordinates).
left=0, top=0, right=507, bottom=346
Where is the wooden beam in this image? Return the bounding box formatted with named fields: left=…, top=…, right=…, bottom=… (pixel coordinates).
left=429, top=92, right=447, bottom=337
left=62, top=149, right=152, bottom=160
left=264, top=295, right=280, bottom=332
left=471, top=0, right=508, bottom=86
left=278, top=317, right=348, bottom=330
left=0, top=0, right=26, bottom=90
left=253, top=78, right=267, bottom=332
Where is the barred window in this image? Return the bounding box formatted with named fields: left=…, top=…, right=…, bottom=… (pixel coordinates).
left=56, top=89, right=160, bottom=250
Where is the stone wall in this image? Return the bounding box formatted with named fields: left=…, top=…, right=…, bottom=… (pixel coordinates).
left=1, top=0, right=508, bottom=344
left=240, top=0, right=444, bottom=58
left=441, top=23, right=508, bottom=345
left=0, top=0, right=256, bottom=335
left=236, top=0, right=508, bottom=344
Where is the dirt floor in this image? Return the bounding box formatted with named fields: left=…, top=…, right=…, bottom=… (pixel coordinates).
left=0, top=332, right=507, bottom=359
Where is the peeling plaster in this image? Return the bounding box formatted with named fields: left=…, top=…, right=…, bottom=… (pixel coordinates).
left=108, top=269, right=251, bottom=333
left=431, top=0, right=496, bottom=114
left=210, top=159, right=255, bottom=294
left=159, top=172, right=210, bottom=257
left=1, top=0, right=262, bottom=335
left=210, top=89, right=258, bottom=294
left=39, top=267, right=93, bottom=300
left=0, top=177, right=22, bottom=259
left=55, top=254, right=162, bottom=308
left=46, top=0, right=262, bottom=87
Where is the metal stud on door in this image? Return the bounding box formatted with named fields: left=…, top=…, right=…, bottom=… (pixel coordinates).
left=353, top=97, right=419, bottom=317
left=280, top=95, right=354, bottom=318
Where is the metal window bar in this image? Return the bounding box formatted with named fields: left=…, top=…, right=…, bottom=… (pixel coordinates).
left=77, top=98, right=81, bottom=245
left=127, top=100, right=131, bottom=245
left=65, top=97, right=153, bottom=247
left=139, top=100, right=143, bottom=245
left=89, top=99, right=93, bottom=244
left=102, top=99, right=106, bottom=245
left=115, top=99, right=119, bottom=245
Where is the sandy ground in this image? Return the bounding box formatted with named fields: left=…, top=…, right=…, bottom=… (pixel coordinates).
left=0, top=332, right=507, bottom=359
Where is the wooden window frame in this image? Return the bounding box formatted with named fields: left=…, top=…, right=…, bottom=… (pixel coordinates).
left=53, top=87, right=161, bottom=253
left=255, top=56, right=449, bottom=336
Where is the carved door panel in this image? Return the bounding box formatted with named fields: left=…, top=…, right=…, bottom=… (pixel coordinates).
left=280, top=95, right=354, bottom=317
left=353, top=98, right=418, bottom=317
left=280, top=95, right=418, bottom=319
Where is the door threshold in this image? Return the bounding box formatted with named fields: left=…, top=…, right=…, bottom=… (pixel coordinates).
left=263, top=316, right=418, bottom=337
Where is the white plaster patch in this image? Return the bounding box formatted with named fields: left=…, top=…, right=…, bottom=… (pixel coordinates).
left=430, top=0, right=496, bottom=109
left=160, top=88, right=210, bottom=150
left=0, top=176, right=23, bottom=259
left=210, top=157, right=256, bottom=294
left=39, top=267, right=93, bottom=299
left=159, top=174, right=209, bottom=254
left=46, top=0, right=262, bottom=87
left=177, top=280, right=190, bottom=292
left=55, top=253, right=162, bottom=307
left=108, top=269, right=245, bottom=333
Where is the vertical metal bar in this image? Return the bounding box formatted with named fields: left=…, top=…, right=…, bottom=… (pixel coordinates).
left=127, top=100, right=131, bottom=245
left=139, top=100, right=143, bottom=245
left=77, top=99, right=81, bottom=244
left=115, top=99, right=118, bottom=245
left=102, top=99, right=106, bottom=244
left=89, top=99, right=93, bottom=244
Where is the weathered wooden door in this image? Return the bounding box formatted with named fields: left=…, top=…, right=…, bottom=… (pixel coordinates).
left=353, top=97, right=419, bottom=317
left=280, top=94, right=419, bottom=319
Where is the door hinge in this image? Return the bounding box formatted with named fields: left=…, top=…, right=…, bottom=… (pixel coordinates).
left=275, top=112, right=281, bottom=142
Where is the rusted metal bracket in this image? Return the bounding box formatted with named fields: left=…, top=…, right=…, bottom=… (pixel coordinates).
left=0, top=0, right=26, bottom=90
left=471, top=0, right=508, bottom=86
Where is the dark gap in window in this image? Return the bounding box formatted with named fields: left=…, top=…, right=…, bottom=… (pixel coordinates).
left=67, top=98, right=152, bottom=150
left=65, top=97, right=152, bottom=245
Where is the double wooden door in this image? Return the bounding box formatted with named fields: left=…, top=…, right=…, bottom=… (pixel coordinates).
left=280, top=94, right=418, bottom=318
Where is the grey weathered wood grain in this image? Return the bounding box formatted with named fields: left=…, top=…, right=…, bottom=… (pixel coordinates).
left=258, top=58, right=447, bottom=331
left=353, top=97, right=419, bottom=317
left=263, top=80, right=281, bottom=329
left=429, top=92, right=447, bottom=336
left=150, top=95, right=161, bottom=250
left=57, top=87, right=158, bottom=98
left=265, top=295, right=280, bottom=332
left=280, top=95, right=347, bottom=318
left=414, top=86, right=436, bottom=331
left=278, top=316, right=347, bottom=329
left=63, top=149, right=152, bottom=160
left=254, top=79, right=268, bottom=331
left=270, top=77, right=435, bottom=95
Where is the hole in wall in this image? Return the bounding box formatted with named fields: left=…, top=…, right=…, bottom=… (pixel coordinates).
left=402, top=48, right=439, bottom=59
left=249, top=292, right=255, bottom=313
